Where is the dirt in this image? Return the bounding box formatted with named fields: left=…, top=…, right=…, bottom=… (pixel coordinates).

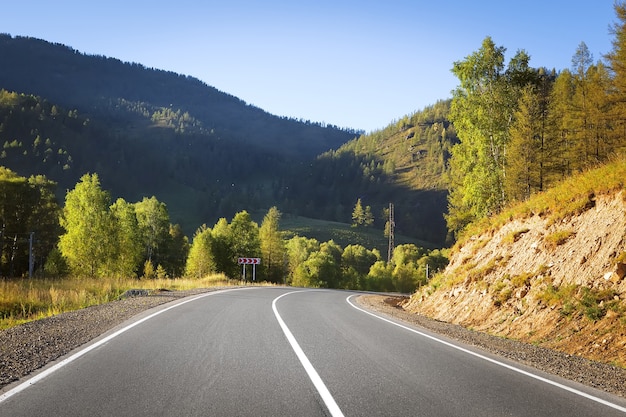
left=403, top=190, right=626, bottom=367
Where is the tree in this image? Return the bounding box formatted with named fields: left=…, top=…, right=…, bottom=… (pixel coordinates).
left=0, top=168, right=60, bottom=277
left=161, top=224, right=189, bottom=278
left=259, top=206, right=286, bottom=283
left=446, top=37, right=534, bottom=236
left=506, top=85, right=544, bottom=201
left=134, top=196, right=170, bottom=268
left=185, top=224, right=215, bottom=278
left=341, top=244, right=379, bottom=289
left=285, top=236, right=320, bottom=285
left=229, top=210, right=260, bottom=260
left=211, top=217, right=237, bottom=277
left=351, top=198, right=364, bottom=227
left=607, top=1, right=626, bottom=127
left=318, top=240, right=343, bottom=288
left=352, top=198, right=374, bottom=228
left=365, top=261, right=394, bottom=292
left=293, top=250, right=338, bottom=288
left=109, top=198, right=142, bottom=277
left=59, top=173, right=115, bottom=277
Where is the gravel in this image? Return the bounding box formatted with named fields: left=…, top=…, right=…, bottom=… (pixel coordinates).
left=1, top=290, right=625, bottom=399
left=357, top=295, right=626, bottom=399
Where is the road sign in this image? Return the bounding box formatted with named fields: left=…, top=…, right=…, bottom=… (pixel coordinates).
left=238, top=257, right=261, bottom=265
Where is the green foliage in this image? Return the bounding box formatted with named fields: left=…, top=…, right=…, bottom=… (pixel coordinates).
left=135, top=196, right=170, bottom=266
left=447, top=37, right=534, bottom=237
left=229, top=210, right=260, bottom=261
left=57, top=174, right=185, bottom=279
left=284, top=237, right=446, bottom=293
left=58, top=173, right=115, bottom=277
left=259, top=207, right=287, bottom=283
left=351, top=198, right=374, bottom=228
left=0, top=167, right=60, bottom=277
left=185, top=225, right=215, bottom=278
left=448, top=20, right=626, bottom=240
left=285, top=236, right=320, bottom=285
left=110, top=198, right=143, bottom=277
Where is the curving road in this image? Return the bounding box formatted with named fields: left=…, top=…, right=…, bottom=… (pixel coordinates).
left=1, top=287, right=625, bottom=416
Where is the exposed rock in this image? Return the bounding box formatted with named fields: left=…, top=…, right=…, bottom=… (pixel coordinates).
left=405, top=190, right=626, bottom=367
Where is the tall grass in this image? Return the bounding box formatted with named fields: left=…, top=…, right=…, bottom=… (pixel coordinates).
left=0, top=274, right=231, bottom=330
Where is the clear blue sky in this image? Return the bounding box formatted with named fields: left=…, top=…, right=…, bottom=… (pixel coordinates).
left=2, top=1, right=617, bottom=132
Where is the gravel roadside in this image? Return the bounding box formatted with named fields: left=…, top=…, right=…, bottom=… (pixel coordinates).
left=1, top=289, right=625, bottom=399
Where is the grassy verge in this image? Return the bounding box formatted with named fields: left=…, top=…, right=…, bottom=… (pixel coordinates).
left=0, top=274, right=232, bottom=330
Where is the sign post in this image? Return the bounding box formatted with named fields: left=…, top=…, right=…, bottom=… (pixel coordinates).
left=237, top=257, right=261, bottom=281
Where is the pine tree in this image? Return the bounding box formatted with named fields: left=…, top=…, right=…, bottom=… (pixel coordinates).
left=351, top=198, right=364, bottom=227
left=506, top=85, right=544, bottom=201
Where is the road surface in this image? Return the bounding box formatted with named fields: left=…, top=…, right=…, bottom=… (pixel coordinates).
left=1, top=287, right=625, bottom=416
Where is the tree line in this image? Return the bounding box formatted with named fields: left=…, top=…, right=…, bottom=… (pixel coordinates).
left=1, top=168, right=447, bottom=292
left=446, top=3, right=626, bottom=238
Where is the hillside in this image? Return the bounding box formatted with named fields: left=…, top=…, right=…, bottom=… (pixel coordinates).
left=404, top=157, right=626, bottom=366
left=0, top=34, right=451, bottom=245
left=286, top=100, right=457, bottom=245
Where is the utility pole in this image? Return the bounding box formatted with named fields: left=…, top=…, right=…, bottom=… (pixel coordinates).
left=387, top=203, right=395, bottom=263
left=29, top=232, right=34, bottom=278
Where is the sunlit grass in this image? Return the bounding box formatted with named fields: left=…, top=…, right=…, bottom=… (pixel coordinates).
left=458, top=154, right=626, bottom=247
left=0, top=274, right=235, bottom=330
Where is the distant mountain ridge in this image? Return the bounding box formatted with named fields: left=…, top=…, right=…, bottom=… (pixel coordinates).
left=0, top=34, right=358, bottom=157
left=0, top=34, right=452, bottom=245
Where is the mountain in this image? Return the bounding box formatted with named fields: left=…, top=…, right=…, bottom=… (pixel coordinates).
left=0, top=34, right=452, bottom=245
left=287, top=101, right=457, bottom=244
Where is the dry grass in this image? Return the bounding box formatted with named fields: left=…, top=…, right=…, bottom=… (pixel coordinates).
left=457, top=155, right=626, bottom=247
left=0, top=274, right=233, bottom=330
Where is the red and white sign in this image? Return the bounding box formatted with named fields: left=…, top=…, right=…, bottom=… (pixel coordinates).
left=238, top=257, right=261, bottom=265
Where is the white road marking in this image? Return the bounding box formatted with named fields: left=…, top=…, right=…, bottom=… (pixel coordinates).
left=272, top=290, right=345, bottom=417
left=0, top=287, right=248, bottom=404
left=346, top=294, right=626, bottom=414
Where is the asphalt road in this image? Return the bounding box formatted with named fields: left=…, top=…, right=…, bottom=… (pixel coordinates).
left=1, top=287, right=626, bottom=416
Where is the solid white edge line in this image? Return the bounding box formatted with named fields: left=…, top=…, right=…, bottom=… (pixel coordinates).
left=0, top=287, right=249, bottom=404
left=346, top=294, right=626, bottom=414
left=272, top=290, right=345, bottom=417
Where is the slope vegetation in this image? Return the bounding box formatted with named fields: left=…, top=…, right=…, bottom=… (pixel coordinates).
left=405, top=156, right=626, bottom=365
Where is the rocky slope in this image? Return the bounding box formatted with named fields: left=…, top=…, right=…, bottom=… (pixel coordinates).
left=404, top=190, right=626, bottom=366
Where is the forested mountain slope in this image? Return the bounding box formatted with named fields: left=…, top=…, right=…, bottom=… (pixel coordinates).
left=0, top=35, right=358, bottom=234
left=0, top=34, right=357, bottom=157
left=287, top=100, right=456, bottom=244
left=0, top=34, right=454, bottom=244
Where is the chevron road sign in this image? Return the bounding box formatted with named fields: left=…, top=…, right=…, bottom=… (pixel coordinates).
left=237, top=257, right=261, bottom=265
left=238, top=257, right=261, bottom=281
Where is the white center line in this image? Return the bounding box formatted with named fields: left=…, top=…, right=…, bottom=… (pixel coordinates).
left=272, top=290, right=345, bottom=417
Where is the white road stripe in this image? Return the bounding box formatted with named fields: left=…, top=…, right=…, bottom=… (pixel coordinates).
left=346, top=294, right=626, bottom=414
left=0, top=287, right=248, bottom=404
left=272, top=290, right=345, bottom=417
